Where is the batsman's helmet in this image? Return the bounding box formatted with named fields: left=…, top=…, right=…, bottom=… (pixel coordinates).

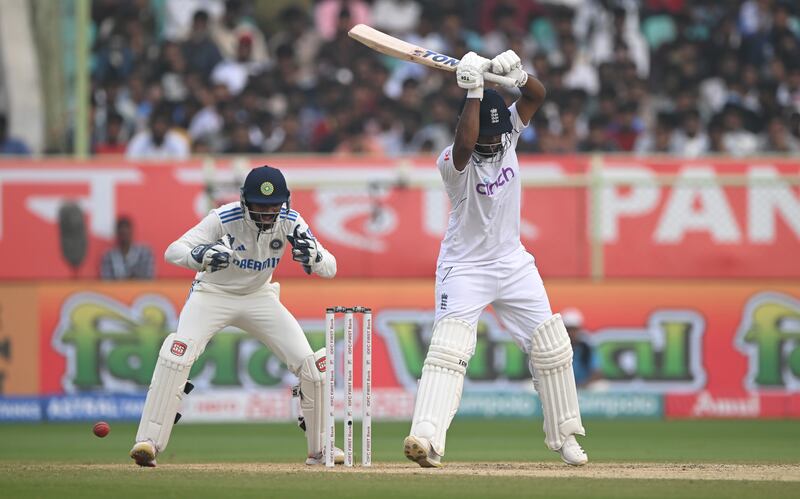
left=460, top=89, right=513, bottom=161
left=459, top=89, right=513, bottom=135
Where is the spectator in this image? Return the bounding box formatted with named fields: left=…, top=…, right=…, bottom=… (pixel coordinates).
left=211, top=33, right=267, bottom=96
left=607, top=101, right=645, bottom=151
left=126, top=108, right=190, bottom=159
left=672, top=109, right=710, bottom=157
left=578, top=116, right=618, bottom=152
left=224, top=121, right=262, bottom=153
left=268, top=7, right=322, bottom=87
left=95, top=113, right=129, bottom=155
left=371, top=0, right=422, bottom=35
left=100, top=216, right=155, bottom=280
left=182, top=10, right=223, bottom=78
left=81, top=2, right=800, bottom=157
left=560, top=34, right=599, bottom=96
left=761, top=115, right=800, bottom=153
left=211, top=0, right=270, bottom=64
left=0, top=114, right=31, bottom=155
left=635, top=112, right=677, bottom=154
left=315, top=0, right=371, bottom=41
left=188, top=86, right=224, bottom=144
left=159, top=42, right=191, bottom=103
left=560, top=308, right=601, bottom=389
left=721, top=104, right=760, bottom=156
left=163, top=0, right=224, bottom=41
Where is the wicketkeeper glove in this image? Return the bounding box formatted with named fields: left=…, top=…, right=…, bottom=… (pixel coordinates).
left=190, top=234, right=235, bottom=272
left=286, top=226, right=321, bottom=275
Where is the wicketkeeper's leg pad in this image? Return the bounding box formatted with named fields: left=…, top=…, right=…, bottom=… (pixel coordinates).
left=410, top=318, right=476, bottom=456
left=299, top=348, right=326, bottom=457
left=135, top=333, right=200, bottom=453
left=528, top=314, right=585, bottom=451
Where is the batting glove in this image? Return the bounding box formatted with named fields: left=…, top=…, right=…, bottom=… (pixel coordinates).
left=505, top=67, right=528, bottom=87
left=286, top=226, right=321, bottom=275
left=190, top=234, right=235, bottom=272
left=490, top=50, right=522, bottom=76
left=457, top=51, right=491, bottom=100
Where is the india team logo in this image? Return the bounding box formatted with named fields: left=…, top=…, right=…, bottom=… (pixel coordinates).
left=260, top=181, right=274, bottom=196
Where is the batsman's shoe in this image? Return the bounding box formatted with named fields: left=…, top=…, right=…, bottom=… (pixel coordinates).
left=403, top=435, right=442, bottom=468
left=558, top=435, right=588, bottom=466
left=130, top=441, right=157, bottom=467
left=305, top=447, right=345, bottom=465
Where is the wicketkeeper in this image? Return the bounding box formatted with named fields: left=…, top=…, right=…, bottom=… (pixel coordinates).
left=130, top=165, right=343, bottom=466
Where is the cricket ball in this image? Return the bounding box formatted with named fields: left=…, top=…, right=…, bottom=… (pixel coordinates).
left=93, top=421, right=110, bottom=438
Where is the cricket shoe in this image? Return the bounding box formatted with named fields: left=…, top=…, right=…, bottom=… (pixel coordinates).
left=305, top=447, right=345, bottom=465
left=130, top=440, right=157, bottom=467
left=403, top=435, right=442, bottom=468
left=558, top=435, right=588, bottom=466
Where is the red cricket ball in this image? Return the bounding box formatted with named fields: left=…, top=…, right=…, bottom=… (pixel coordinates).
left=93, top=421, right=110, bottom=438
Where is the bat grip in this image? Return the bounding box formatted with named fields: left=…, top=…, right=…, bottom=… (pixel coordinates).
left=484, top=72, right=519, bottom=88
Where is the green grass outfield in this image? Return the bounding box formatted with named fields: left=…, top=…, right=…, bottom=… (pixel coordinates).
left=1, top=420, right=799, bottom=499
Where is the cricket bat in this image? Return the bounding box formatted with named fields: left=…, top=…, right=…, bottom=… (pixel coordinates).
left=348, top=24, right=518, bottom=87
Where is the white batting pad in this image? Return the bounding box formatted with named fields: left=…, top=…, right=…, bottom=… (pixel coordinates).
left=529, top=314, right=585, bottom=451
left=135, top=333, right=198, bottom=452
left=299, top=348, right=326, bottom=457
left=410, top=318, right=476, bottom=456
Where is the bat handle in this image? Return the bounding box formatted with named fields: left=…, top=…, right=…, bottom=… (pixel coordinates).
left=484, top=72, right=519, bottom=88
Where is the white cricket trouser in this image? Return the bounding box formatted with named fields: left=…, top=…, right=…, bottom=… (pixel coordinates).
left=178, top=282, right=313, bottom=374
left=435, top=247, right=553, bottom=354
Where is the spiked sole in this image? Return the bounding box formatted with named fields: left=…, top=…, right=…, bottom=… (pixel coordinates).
left=403, top=436, right=442, bottom=468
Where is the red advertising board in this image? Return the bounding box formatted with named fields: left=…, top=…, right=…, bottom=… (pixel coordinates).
left=16, top=278, right=800, bottom=418
left=0, top=156, right=797, bottom=279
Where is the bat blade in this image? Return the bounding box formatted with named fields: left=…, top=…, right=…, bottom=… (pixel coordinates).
left=348, top=24, right=459, bottom=72
left=348, top=24, right=516, bottom=87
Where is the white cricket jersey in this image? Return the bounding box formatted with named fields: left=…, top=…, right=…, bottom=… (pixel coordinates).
left=436, top=102, right=526, bottom=266
left=165, top=202, right=336, bottom=294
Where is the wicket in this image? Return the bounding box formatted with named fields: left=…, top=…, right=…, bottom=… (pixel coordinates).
left=324, top=306, right=372, bottom=467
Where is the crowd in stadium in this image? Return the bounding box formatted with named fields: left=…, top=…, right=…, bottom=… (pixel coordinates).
left=16, top=0, right=797, bottom=158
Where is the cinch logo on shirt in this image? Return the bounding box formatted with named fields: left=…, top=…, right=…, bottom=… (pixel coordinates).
left=476, top=166, right=515, bottom=196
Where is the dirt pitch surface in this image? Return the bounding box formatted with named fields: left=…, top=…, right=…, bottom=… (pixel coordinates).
left=22, top=462, right=800, bottom=482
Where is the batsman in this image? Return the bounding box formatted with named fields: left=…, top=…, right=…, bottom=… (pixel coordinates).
left=404, top=50, right=588, bottom=467
left=130, top=165, right=343, bottom=466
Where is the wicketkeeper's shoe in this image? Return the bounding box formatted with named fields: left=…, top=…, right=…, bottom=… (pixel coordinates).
left=558, top=435, right=588, bottom=466
left=305, top=446, right=345, bottom=465
left=403, top=435, right=442, bottom=468
left=130, top=441, right=157, bottom=467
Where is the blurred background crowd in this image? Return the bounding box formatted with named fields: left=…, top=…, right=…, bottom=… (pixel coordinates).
left=8, top=0, right=799, bottom=158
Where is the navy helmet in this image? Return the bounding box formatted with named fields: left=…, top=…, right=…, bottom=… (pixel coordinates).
left=459, top=89, right=513, bottom=136
left=240, top=165, right=290, bottom=232
left=241, top=165, right=290, bottom=206
left=460, top=89, right=513, bottom=160
left=478, top=89, right=513, bottom=136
